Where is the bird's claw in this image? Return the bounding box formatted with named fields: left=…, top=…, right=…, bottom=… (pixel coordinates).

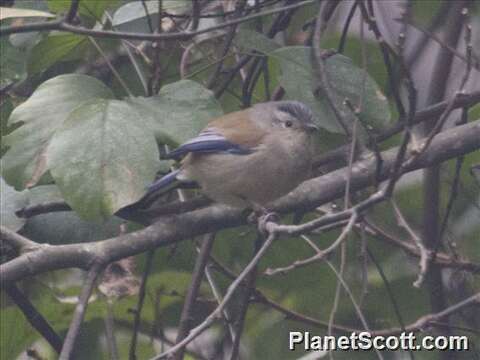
left=258, top=211, right=279, bottom=234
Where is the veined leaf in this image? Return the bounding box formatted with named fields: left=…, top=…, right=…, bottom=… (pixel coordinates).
left=271, top=46, right=392, bottom=134
left=46, top=99, right=160, bottom=221
left=2, top=74, right=113, bottom=190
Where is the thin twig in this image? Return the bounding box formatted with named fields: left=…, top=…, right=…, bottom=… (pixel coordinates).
left=203, top=264, right=236, bottom=341
left=265, top=212, right=358, bottom=276
left=173, top=233, right=216, bottom=360
left=392, top=201, right=429, bottom=288
left=59, top=263, right=103, bottom=360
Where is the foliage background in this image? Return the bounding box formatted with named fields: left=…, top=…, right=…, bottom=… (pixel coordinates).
left=1, top=1, right=479, bottom=359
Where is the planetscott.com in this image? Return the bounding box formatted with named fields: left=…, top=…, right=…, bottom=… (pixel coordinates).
left=289, top=331, right=469, bottom=351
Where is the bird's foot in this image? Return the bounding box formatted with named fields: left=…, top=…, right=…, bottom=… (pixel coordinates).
left=246, top=205, right=279, bottom=234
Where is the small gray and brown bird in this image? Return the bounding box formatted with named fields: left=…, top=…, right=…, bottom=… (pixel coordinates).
left=147, top=100, right=318, bottom=210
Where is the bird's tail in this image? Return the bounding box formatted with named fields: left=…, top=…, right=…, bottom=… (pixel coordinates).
left=120, top=170, right=196, bottom=214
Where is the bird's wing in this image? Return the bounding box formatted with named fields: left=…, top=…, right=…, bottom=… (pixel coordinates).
left=165, top=128, right=254, bottom=160
left=165, top=110, right=267, bottom=160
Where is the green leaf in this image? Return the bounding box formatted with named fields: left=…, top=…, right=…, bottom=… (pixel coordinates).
left=46, top=99, right=160, bottom=221
left=27, top=32, right=89, bottom=75
left=127, top=79, right=224, bottom=146
left=0, top=6, right=55, bottom=20
left=47, top=0, right=118, bottom=19
left=0, top=177, right=28, bottom=232
left=270, top=46, right=392, bottom=134
left=2, top=74, right=113, bottom=190
left=233, top=28, right=280, bottom=55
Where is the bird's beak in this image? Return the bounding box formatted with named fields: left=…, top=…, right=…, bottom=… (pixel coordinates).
left=305, top=123, right=319, bottom=133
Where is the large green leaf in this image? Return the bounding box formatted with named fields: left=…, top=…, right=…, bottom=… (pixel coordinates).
left=270, top=46, right=392, bottom=134
left=127, top=79, right=224, bottom=146
left=46, top=99, right=160, bottom=221
left=0, top=177, right=28, bottom=232
left=27, top=32, right=89, bottom=75
left=2, top=74, right=113, bottom=190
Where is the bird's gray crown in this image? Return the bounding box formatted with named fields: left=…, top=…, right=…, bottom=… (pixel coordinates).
left=276, top=101, right=314, bottom=125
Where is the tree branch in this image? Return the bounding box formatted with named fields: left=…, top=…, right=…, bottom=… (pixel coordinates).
left=1, top=119, right=479, bottom=285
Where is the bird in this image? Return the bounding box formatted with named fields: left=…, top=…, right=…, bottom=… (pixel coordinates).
left=146, top=100, right=318, bottom=212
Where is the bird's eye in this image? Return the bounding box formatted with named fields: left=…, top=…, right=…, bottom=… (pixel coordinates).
left=284, top=120, right=293, bottom=128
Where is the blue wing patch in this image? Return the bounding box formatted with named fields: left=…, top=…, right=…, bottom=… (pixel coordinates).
left=165, top=130, right=253, bottom=160
left=147, top=169, right=180, bottom=193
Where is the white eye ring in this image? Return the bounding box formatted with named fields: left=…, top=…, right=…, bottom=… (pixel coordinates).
left=284, top=120, right=293, bottom=128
